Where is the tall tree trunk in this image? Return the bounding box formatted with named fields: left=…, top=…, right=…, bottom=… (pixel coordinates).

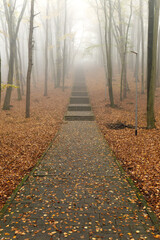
left=32, top=66, right=36, bottom=88
left=48, top=17, right=57, bottom=88
left=140, top=0, right=145, bottom=94
left=44, top=0, right=49, bottom=96
left=15, top=48, right=22, bottom=101
left=134, top=22, right=141, bottom=82
left=17, top=39, right=24, bottom=95
left=56, top=1, right=61, bottom=88
left=0, top=16, right=9, bottom=64
left=50, top=48, right=57, bottom=88
left=26, top=0, right=35, bottom=118
left=122, top=0, right=133, bottom=99
left=147, top=0, right=160, bottom=128
left=62, top=0, right=67, bottom=91
left=116, top=0, right=124, bottom=101
left=34, top=41, right=39, bottom=87
left=95, top=0, right=108, bottom=96
left=3, top=39, right=15, bottom=110
left=2, top=0, right=27, bottom=110
left=156, top=27, right=160, bottom=87
left=104, top=0, right=114, bottom=107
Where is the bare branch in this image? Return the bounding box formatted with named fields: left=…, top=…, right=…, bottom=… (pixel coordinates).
left=15, top=0, right=27, bottom=38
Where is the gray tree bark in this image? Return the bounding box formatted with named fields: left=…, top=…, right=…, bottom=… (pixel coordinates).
left=26, top=0, right=35, bottom=118
left=2, top=0, right=27, bottom=110
left=140, top=0, right=145, bottom=94
left=147, top=0, right=160, bottom=128
left=62, top=0, right=67, bottom=91
left=44, top=0, right=49, bottom=96
left=104, top=0, right=114, bottom=107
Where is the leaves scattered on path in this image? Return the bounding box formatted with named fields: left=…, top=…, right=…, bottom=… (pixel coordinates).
left=87, top=68, right=160, bottom=220
left=0, top=83, right=71, bottom=210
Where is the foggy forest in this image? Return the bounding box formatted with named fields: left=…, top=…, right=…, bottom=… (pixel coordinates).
left=0, top=0, right=160, bottom=239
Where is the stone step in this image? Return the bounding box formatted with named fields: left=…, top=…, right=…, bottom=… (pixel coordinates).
left=72, top=86, right=87, bottom=92
left=68, top=104, right=91, bottom=111
left=70, top=97, right=89, bottom=104
left=64, top=111, right=94, bottom=121
left=72, top=92, right=88, bottom=97
left=72, top=86, right=87, bottom=90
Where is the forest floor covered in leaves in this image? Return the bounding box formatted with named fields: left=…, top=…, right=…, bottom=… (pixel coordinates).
left=87, top=67, right=160, bottom=221
left=0, top=82, right=71, bottom=210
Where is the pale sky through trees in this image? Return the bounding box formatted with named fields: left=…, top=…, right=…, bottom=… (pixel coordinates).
left=0, top=0, right=149, bottom=82
left=0, top=0, right=95, bottom=81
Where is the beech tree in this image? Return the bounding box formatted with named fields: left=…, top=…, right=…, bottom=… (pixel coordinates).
left=156, top=27, right=160, bottom=87
left=139, top=0, right=145, bottom=94
left=26, top=0, right=35, bottom=118
left=94, top=0, right=108, bottom=97
left=2, top=0, right=27, bottom=110
left=44, top=0, right=49, bottom=96
left=55, top=0, right=62, bottom=88
left=0, top=14, right=9, bottom=64
left=62, top=0, right=68, bottom=91
left=103, top=0, right=114, bottom=107
left=147, top=0, right=160, bottom=128
left=113, top=0, right=133, bottom=101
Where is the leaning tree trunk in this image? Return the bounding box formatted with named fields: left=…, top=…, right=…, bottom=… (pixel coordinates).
left=147, top=0, right=160, bottom=128
left=26, top=0, right=35, bottom=118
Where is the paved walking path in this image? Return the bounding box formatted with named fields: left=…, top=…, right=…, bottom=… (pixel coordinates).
left=0, top=71, right=159, bottom=239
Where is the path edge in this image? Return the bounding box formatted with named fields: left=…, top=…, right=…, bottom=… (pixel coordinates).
left=113, top=155, right=160, bottom=233
left=95, top=123, right=160, bottom=233
left=0, top=124, right=63, bottom=220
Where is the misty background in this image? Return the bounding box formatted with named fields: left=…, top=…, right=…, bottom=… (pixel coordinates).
left=0, top=0, right=148, bottom=84
left=0, top=0, right=158, bottom=126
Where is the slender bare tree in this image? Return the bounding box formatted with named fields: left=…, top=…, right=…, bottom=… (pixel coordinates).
left=62, top=0, right=68, bottom=91
left=26, top=0, right=35, bottom=118
left=104, top=0, right=114, bottom=107
left=2, top=0, right=27, bottom=110
left=140, top=0, right=145, bottom=94
left=44, top=0, right=49, bottom=96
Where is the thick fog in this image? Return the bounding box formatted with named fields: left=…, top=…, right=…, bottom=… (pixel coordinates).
left=0, top=0, right=94, bottom=83
left=0, top=0, right=149, bottom=90
left=0, top=0, right=147, bottom=79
